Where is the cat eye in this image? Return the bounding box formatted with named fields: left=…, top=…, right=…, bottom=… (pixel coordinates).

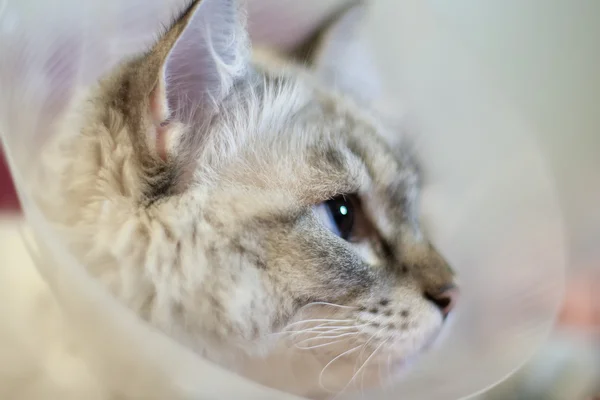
left=313, top=195, right=357, bottom=241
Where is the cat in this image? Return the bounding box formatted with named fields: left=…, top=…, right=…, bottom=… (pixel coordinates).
left=32, top=0, right=459, bottom=397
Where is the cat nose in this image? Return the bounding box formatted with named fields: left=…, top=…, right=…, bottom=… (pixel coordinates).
left=424, top=284, right=459, bottom=319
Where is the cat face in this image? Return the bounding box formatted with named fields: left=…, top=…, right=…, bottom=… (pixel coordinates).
left=46, top=0, right=458, bottom=396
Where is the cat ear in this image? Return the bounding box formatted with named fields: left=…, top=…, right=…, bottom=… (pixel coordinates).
left=147, top=0, right=249, bottom=128
left=311, top=2, right=383, bottom=103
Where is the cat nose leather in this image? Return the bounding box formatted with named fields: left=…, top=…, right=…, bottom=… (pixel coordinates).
left=424, top=284, right=459, bottom=319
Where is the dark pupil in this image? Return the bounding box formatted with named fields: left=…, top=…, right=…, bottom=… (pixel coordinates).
left=326, top=196, right=355, bottom=240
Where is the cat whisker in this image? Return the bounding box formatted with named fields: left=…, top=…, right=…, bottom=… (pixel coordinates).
left=339, top=337, right=391, bottom=399
left=309, top=327, right=361, bottom=337
left=318, top=344, right=363, bottom=394
left=269, top=323, right=358, bottom=338
left=297, top=301, right=358, bottom=312
left=324, top=327, right=385, bottom=399
left=284, top=318, right=355, bottom=329
left=356, top=326, right=386, bottom=366
left=291, top=327, right=356, bottom=339
left=294, top=331, right=359, bottom=348
left=297, top=322, right=368, bottom=335
left=295, top=338, right=354, bottom=351
left=288, top=322, right=356, bottom=332
left=287, top=323, right=369, bottom=343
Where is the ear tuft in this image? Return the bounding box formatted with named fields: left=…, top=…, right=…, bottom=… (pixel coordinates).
left=134, top=0, right=250, bottom=166
left=116, top=0, right=251, bottom=196
left=147, top=0, right=250, bottom=127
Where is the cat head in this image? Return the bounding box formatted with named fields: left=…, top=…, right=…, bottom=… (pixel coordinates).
left=53, top=0, right=458, bottom=395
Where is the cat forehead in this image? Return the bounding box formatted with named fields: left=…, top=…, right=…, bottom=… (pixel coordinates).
left=216, top=74, right=420, bottom=208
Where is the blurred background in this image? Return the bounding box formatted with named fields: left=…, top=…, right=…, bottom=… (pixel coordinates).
left=0, top=0, right=598, bottom=398
left=367, top=1, right=600, bottom=398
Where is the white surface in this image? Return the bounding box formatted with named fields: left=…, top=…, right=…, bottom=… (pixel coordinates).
left=0, top=216, right=100, bottom=400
